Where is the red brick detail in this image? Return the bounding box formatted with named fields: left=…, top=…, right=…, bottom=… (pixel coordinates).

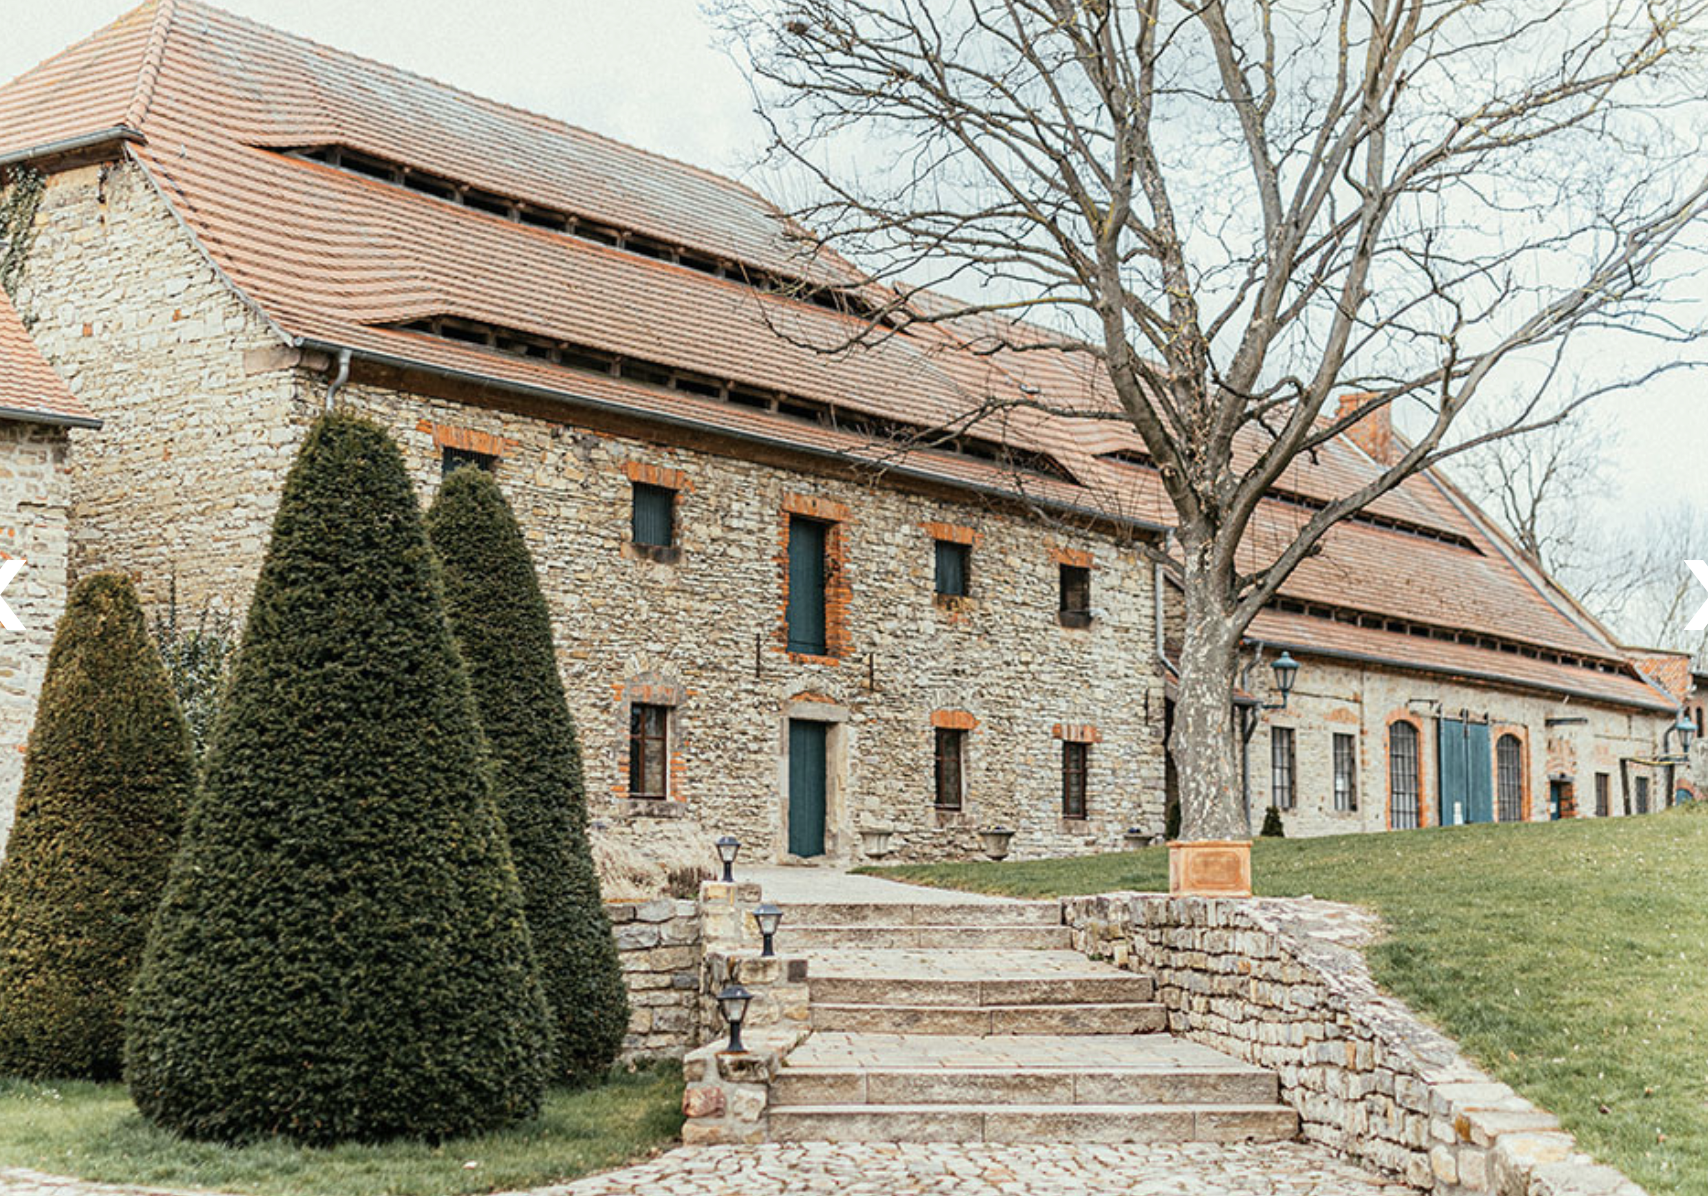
left=1325, top=707, right=1360, bottom=724
left=1051, top=722, right=1102, bottom=744
left=622, top=460, right=693, bottom=492
left=1492, top=723, right=1531, bottom=822
left=1336, top=393, right=1395, bottom=465
left=1049, top=546, right=1094, bottom=568
left=931, top=709, right=980, bottom=731
left=417, top=419, right=514, bottom=458
left=922, top=521, right=981, bottom=546
left=774, top=500, right=853, bottom=663
left=782, top=492, right=852, bottom=523
left=788, top=690, right=839, bottom=707
left=1385, top=712, right=1431, bottom=829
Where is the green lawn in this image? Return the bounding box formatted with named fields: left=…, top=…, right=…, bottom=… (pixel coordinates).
left=0, top=1064, right=682, bottom=1196
left=866, top=805, right=1708, bottom=1195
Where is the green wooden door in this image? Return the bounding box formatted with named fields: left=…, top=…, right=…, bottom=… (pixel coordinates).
left=788, top=720, right=828, bottom=858
left=1438, top=718, right=1493, bottom=825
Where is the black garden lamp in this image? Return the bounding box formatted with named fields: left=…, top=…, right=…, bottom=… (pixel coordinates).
left=754, top=903, right=783, bottom=957
left=715, top=835, right=740, bottom=883
left=1272, top=651, right=1300, bottom=704
left=717, top=983, right=753, bottom=1052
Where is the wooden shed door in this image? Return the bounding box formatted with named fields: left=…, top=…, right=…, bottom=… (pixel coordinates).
left=1438, top=718, right=1493, bottom=825
left=788, top=720, right=828, bottom=858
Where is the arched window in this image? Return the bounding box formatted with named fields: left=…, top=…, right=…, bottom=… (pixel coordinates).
left=1389, top=721, right=1420, bottom=830
left=1496, top=734, right=1524, bottom=822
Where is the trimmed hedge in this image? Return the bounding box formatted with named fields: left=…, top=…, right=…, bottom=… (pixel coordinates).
left=0, top=574, right=192, bottom=1079
left=427, top=466, right=628, bottom=1084
left=125, top=414, right=551, bottom=1144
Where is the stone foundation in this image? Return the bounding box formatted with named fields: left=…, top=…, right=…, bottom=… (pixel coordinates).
left=1064, top=893, right=1646, bottom=1196
left=606, top=897, right=703, bottom=1060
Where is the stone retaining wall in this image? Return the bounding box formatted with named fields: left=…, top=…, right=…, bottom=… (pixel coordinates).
left=1064, top=893, right=1645, bottom=1196
left=606, top=897, right=703, bottom=1060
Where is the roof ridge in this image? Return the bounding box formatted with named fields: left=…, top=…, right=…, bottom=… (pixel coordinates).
left=122, top=0, right=178, bottom=131
left=164, top=0, right=780, bottom=209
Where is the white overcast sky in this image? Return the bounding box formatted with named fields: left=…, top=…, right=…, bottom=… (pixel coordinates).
left=7, top=2, right=1707, bottom=539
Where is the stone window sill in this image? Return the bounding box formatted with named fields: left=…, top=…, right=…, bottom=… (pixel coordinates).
left=1057, top=611, right=1093, bottom=630
left=618, top=798, right=688, bottom=819
left=624, top=542, right=682, bottom=565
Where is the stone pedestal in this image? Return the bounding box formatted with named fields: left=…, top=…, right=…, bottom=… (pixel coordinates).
left=1168, top=839, right=1252, bottom=896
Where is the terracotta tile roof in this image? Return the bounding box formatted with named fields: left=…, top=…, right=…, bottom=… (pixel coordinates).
left=0, top=1, right=1655, bottom=705
left=1631, top=652, right=1693, bottom=703
left=0, top=291, right=99, bottom=427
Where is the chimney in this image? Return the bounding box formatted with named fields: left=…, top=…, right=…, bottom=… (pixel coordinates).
left=1336, top=392, right=1394, bottom=464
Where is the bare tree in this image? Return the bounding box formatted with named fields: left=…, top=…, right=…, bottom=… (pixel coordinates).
left=1586, top=503, right=1708, bottom=664
left=715, top=0, right=1708, bottom=840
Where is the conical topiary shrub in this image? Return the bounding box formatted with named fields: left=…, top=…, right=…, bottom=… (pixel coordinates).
left=125, top=413, right=551, bottom=1144
left=0, top=574, right=192, bottom=1080
left=427, top=465, right=629, bottom=1084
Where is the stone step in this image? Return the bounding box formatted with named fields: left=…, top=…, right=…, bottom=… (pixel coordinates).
left=772, top=1066, right=1278, bottom=1107
left=810, top=1001, right=1166, bottom=1035
left=785, top=924, right=1073, bottom=951
left=808, top=972, right=1155, bottom=1008
left=766, top=1102, right=1299, bottom=1144
left=781, top=900, right=1062, bottom=928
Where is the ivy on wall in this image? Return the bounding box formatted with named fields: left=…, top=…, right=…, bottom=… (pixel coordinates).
left=0, top=166, right=45, bottom=300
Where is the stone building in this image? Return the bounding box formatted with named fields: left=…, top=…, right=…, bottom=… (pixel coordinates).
left=0, top=291, right=99, bottom=843
left=0, top=1, right=1683, bottom=862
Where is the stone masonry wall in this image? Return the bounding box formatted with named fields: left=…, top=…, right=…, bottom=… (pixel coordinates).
left=0, top=422, right=72, bottom=846
left=331, top=378, right=1168, bottom=865
left=12, top=160, right=312, bottom=621
left=1065, top=893, right=1646, bottom=1196
left=606, top=897, right=702, bottom=1060
left=13, top=156, right=1168, bottom=865
left=1247, top=653, right=1668, bottom=837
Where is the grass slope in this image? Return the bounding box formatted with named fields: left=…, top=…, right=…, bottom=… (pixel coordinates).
left=867, top=806, right=1708, bottom=1195
left=0, top=1066, right=681, bottom=1196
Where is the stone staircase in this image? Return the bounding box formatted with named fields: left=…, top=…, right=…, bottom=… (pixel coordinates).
left=764, top=897, right=1298, bottom=1144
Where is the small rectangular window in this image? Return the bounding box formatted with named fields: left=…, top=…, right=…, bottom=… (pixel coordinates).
left=935, top=540, right=970, bottom=598
left=1062, top=741, right=1088, bottom=819
left=1271, top=726, right=1296, bottom=811
left=632, top=482, right=676, bottom=548
left=786, top=516, right=829, bottom=655
left=1059, top=564, right=1091, bottom=627
left=1636, top=774, right=1650, bottom=815
left=1333, top=732, right=1357, bottom=812
left=442, top=446, right=497, bottom=477
left=934, top=728, right=965, bottom=810
left=628, top=704, right=669, bottom=799
left=1595, top=772, right=1610, bottom=818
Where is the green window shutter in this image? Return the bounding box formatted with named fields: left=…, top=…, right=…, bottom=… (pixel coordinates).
left=632, top=483, right=675, bottom=547
left=935, top=540, right=969, bottom=597
left=787, top=517, right=828, bottom=654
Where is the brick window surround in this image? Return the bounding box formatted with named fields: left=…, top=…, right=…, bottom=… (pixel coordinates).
left=1061, top=741, right=1089, bottom=819
left=622, top=461, right=690, bottom=564
left=776, top=494, right=852, bottom=664
left=1333, top=732, right=1358, bottom=812
left=1386, top=715, right=1428, bottom=830
left=613, top=677, right=687, bottom=809
left=1052, top=547, right=1094, bottom=628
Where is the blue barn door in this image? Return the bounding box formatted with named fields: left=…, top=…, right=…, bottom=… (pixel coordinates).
left=788, top=720, right=828, bottom=858
left=1438, top=718, right=1493, bottom=825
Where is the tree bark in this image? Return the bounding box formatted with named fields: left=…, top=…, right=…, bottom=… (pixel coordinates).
left=1172, top=534, right=1249, bottom=842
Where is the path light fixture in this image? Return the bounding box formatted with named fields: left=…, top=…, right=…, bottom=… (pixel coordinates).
left=717, top=983, right=753, bottom=1052
left=1664, top=711, right=1696, bottom=760
left=753, top=903, right=783, bottom=957
left=715, top=835, right=740, bottom=883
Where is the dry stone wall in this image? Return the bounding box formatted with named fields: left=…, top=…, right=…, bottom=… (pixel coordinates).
left=1065, top=893, right=1646, bottom=1196
left=0, top=422, right=72, bottom=846
left=606, top=897, right=702, bottom=1060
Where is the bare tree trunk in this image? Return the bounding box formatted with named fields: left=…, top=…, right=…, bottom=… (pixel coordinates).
left=1172, top=537, right=1248, bottom=842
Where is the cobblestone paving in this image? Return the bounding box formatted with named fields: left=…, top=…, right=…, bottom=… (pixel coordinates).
left=551, top=1143, right=1422, bottom=1195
